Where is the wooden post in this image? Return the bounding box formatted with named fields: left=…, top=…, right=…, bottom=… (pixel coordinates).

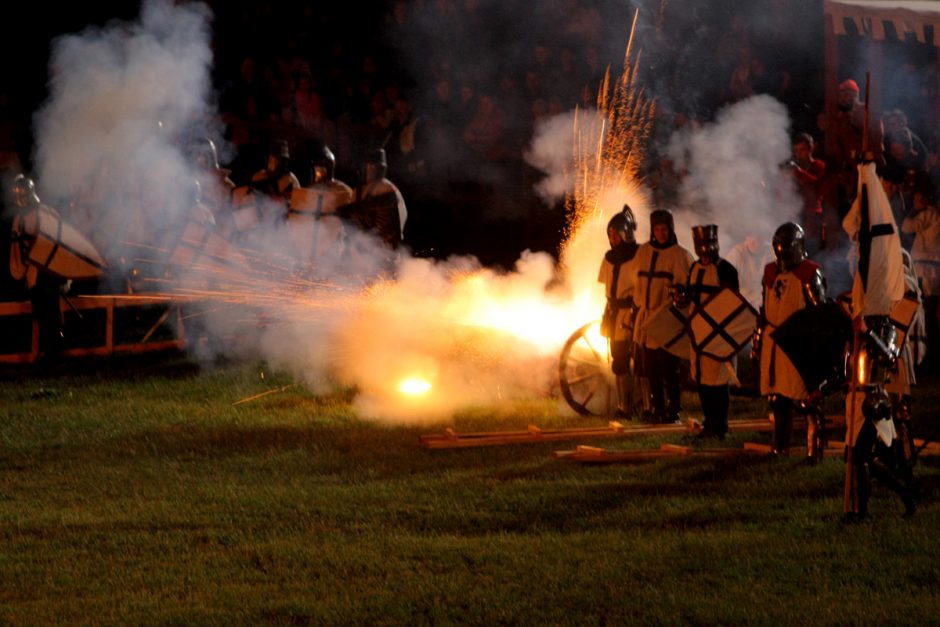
left=824, top=12, right=839, bottom=158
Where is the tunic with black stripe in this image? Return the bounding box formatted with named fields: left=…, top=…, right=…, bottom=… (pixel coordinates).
left=597, top=245, right=639, bottom=342
left=287, top=181, right=352, bottom=265
left=630, top=241, right=694, bottom=348
left=686, top=259, right=739, bottom=385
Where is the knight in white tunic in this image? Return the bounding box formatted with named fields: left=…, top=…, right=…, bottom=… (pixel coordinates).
left=630, top=209, right=693, bottom=423
left=755, top=223, right=826, bottom=455
left=287, top=144, right=352, bottom=275
left=597, top=206, right=640, bottom=418
left=681, top=225, right=739, bottom=439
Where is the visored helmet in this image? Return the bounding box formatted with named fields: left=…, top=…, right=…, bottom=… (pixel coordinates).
left=311, top=144, right=336, bottom=184
left=188, top=136, right=220, bottom=170
left=12, top=174, right=40, bottom=208
left=607, top=204, right=638, bottom=243
left=364, top=148, right=387, bottom=181
left=692, top=224, right=719, bottom=261
left=772, top=222, right=806, bottom=272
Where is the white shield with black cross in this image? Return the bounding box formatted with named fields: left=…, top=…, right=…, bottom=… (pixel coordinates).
left=642, top=304, right=690, bottom=359
left=688, top=288, right=758, bottom=362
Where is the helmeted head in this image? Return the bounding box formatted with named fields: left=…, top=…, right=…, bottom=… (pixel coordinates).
left=266, top=139, right=290, bottom=175
left=772, top=222, right=806, bottom=272
left=364, top=148, right=387, bottom=183
left=188, top=136, right=221, bottom=171
left=12, top=174, right=40, bottom=209
left=184, top=177, right=202, bottom=206
left=311, top=144, right=336, bottom=184
left=692, top=224, right=719, bottom=263
left=607, top=204, right=637, bottom=247
left=649, top=209, right=676, bottom=246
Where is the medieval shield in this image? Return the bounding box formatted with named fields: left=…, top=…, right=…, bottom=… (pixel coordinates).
left=688, top=288, right=758, bottom=362
left=889, top=293, right=920, bottom=353
left=232, top=186, right=262, bottom=232
left=770, top=302, right=853, bottom=393
left=167, top=220, right=249, bottom=277
left=642, top=304, right=689, bottom=359
left=20, top=206, right=107, bottom=280
left=337, top=191, right=399, bottom=241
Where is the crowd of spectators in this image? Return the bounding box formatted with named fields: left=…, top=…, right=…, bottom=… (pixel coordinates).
left=2, top=0, right=939, bottom=292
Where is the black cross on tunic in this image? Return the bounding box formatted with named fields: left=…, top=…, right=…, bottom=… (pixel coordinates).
left=638, top=250, right=674, bottom=307
left=857, top=183, right=895, bottom=291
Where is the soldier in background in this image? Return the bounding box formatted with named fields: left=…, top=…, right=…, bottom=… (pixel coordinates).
left=786, top=133, right=827, bottom=254
left=250, top=139, right=300, bottom=222
left=354, top=148, right=407, bottom=248
left=287, top=144, right=353, bottom=272
left=8, top=175, right=68, bottom=363
left=187, top=136, right=236, bottom=235
left=597, top=205, right=640, bottom=418
left=678, top=225, right=739, bottom=439
left=754, top=222, right=826, bottom=455
left=630, top=209, right=694, bottom=423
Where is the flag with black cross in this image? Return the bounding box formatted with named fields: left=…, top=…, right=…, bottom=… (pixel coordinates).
left=842, top=162, right=905, bottom=318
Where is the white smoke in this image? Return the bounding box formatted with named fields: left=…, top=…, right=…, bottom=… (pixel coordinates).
left=34, top=0, right=216, bottom=257
left=667, top=94, right=800, bottom=251
left=526, top=109, right=582, bottom=205
left=25, top=0, right=619, bottom=424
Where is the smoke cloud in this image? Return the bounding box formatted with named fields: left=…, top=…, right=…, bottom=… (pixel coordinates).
left=667, top=94, right=800, bottom=250
left=27, top=0, right=611, bottom=424
left=34, top=0, right=217, bottom=255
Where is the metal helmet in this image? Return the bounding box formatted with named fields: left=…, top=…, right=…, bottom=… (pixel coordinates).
left=188, top=136, right=220, bottom=170
left=364, top=148, right=387, bottom=181
left=772, top=222, right=807, bottom=272
left=184, top=177, right=202, bottom=206
left=311, top=144, right=336, bottom=184
left=692, top=224, right=719, bottom=261
left=607, top=205, right=637, bottom=244
left=12, top=174, right=40, bottom=208
left=266, top=139, right=290, bottom=175
left=621, top=203, right=637, bottom=230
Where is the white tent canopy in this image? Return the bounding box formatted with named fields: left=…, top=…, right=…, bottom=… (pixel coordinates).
left=823, top=0, right=940, bottom=156
left=825, top=0, right=940, bottom=44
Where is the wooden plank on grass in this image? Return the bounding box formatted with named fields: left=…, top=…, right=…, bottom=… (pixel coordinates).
left=421, top=414, right=850, bottom=451
left=556, top=443, right=754, bottom=464
left=420, top=417, right=781, bottom=450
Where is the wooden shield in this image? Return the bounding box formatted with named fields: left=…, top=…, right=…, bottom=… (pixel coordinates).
left=688, top=288, right=758, bottom=361
left=890, top=294, right=920, bottom=352
left=232, top=186, right=261, bottom=232
left=642, top=304, right=689, bottom=359
left=168, top=220, right=249, bottom=275
left=20, top=207, right=107, bottom=279
left=337, top=191, right=400, bottom=245
left=289, top=188, right=321, bottom=215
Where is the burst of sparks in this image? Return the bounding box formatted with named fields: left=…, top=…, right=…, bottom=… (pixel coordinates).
left=566, top=8, right=655, bottom=236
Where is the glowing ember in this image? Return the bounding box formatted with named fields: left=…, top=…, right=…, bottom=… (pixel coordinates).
left=398, top=377, right=433, bottom=396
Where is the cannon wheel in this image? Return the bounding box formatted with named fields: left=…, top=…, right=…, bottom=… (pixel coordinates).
left=558, top=321, right=615, bottom=417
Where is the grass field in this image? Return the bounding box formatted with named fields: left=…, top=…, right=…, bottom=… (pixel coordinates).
left=1, top=354, right=938, bottom=625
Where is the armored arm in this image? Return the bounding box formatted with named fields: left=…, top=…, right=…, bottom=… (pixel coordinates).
left=752, top=283, right=767, bottom=360
left=803, top=269, right=827, bottom=306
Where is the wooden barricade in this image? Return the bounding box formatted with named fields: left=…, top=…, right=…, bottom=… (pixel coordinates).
left=0, top=294, right=188, bottom=364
